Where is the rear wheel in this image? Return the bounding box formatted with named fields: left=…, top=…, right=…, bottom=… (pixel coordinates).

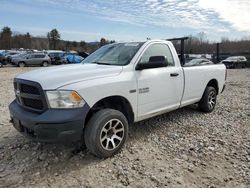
left=18, top=62, right=25, bottom=67
left=199, top=86, right=217, bottom=113
left=84, top=109, right=128, bottom=158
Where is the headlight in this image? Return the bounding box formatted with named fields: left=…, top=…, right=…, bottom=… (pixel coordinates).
left=46, top=90, right=85, bottom=108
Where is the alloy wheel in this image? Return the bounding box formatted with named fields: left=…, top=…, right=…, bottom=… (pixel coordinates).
left=208, top=91, right=216, bottom=109
left=100, top=119, right=125, bottom=151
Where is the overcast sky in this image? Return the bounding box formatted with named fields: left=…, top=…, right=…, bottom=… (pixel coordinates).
left=0, top=0, right=249, bottom=42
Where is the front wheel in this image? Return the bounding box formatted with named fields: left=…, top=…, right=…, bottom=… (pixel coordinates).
left=84, top=109, right=128, bottom=158
left=42, top=61, right=49, bottom=67
left=199, top=86, right=217, bottom=113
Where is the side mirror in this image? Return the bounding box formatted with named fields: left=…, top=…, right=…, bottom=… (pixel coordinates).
left=136, top=56, right=167, bottom=70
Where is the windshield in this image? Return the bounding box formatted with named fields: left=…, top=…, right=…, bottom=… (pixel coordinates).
left=82, top=42, right=144, bottom=66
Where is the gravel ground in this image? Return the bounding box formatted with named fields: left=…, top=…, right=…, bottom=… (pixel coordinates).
left=0, top=67, right=249, bottom=188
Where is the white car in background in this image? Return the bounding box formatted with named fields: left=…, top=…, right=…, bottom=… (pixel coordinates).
left=221, top=56, right=247, bottom=69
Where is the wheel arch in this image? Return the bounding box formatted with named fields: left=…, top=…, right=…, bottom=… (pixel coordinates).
left=206, top=79, right=219, bottom=94
left=84, top=95, right=134, bottom=126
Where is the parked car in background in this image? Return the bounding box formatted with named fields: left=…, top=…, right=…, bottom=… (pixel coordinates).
left=12, top=53, right=51, bottom=67
left=5, top=51, right=21, bottom=63
left=47, top=51, right=65, bottom=65
left=0, top=53, right=6, bottom=68
left=66, top=54, right=84, bottom=63
left=0, top=50, right=18, bottom=65
left=11, top=53, right=29, bottom=65
left=221, top=56, right=247, bottom=69
left=0, top=52, right=7, bottom=65
left=8, top=52, right=27, bottom=64
left=184, top=58, right=214, bottom=67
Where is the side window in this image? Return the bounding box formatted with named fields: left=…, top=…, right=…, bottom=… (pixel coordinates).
left=140, top=43, right=174, bottom=66
left=34, top=54, right=44, bottom=58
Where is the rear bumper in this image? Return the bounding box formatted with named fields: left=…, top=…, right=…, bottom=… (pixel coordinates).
left=9, top=100, right=90, bottom=143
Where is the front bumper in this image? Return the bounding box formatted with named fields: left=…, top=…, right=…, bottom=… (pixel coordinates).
left=9, top=100, right=90, bottom=143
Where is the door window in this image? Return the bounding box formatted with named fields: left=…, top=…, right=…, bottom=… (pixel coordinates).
left=140, top=43, right=174, bottom=66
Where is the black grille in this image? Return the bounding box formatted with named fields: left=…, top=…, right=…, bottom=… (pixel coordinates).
left=21, top=84, right=40, bottom=95
left=14, top=79, right=47, bottom=112
left=23, top=98, right=43, bottom=110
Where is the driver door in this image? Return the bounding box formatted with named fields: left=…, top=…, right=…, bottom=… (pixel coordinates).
left=135, top=43, right=183, bottom=120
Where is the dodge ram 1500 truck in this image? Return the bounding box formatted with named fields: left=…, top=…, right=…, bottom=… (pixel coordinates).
left=9, top=40, right=226, bottom=158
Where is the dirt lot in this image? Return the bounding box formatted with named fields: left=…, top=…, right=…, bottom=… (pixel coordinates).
left=0, top=67, right=249, bottom=188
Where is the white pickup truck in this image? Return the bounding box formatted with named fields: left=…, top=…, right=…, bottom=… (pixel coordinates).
left=9, top=40, right=226, bottom=158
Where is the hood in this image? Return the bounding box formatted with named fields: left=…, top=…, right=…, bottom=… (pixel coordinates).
left=16, top=63, right=123, bottom=89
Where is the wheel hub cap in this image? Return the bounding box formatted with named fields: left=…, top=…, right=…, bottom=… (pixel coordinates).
left=100, top=119, right=124, bottom=151
left=208, top=91, right=216, bottom=109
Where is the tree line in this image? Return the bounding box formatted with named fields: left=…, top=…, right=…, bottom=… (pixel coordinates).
left=0, top=26, right=114, bottom=53
left=172, top=32, right=250, bottom=55
left=0, top=26, right=250, bottom=54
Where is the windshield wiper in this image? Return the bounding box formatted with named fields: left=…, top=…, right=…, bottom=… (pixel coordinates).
left=91, top=61, right=113, bottom=65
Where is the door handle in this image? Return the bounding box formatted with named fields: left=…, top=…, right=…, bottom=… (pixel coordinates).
left=170, top=73, right=179, bottom=77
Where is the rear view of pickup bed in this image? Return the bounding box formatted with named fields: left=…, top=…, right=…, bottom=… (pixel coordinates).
left=9, top=40, right=226, bottom=158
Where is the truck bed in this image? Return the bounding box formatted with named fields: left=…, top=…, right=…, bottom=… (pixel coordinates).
left=181, top=63, right=226, bottom=107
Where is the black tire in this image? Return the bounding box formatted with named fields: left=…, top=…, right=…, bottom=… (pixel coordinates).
left=84, top=109, right=128, bottom=158
left=199, top=86, right=217, bottom=113
left=18, top=62, right=25, bottom=67
left=42, top=61, right=49, bottom=67
left=0, top=62, right=3, bottom=68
